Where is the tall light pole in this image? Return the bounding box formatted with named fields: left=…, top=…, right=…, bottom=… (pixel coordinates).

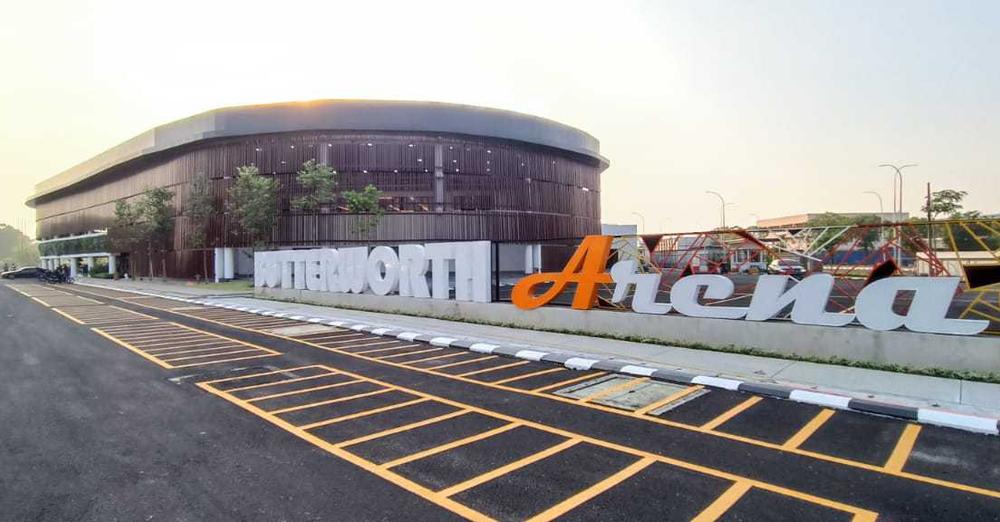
left=878, top=164, right=917, bottom=217
left=705, top=190, right=726, bottom=229
left=863, top=190, right=885, bottom=248
left=631, top=211, right=646, bottom=234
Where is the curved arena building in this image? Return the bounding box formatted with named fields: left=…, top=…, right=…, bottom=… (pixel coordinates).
left=26, top=100, right=608, bottom=279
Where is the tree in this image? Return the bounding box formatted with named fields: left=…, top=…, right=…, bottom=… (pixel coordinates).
left=137, top=187, right=175, bottom=278
left=109, top=199, right=143, bottom=263
left=343, top=184, right=383, bottom=236
left=922, top=189, right=968, bottom=220
left=186, top=173, right=216, bottom=279
left=0, top=224, right=39, bottom=266
left=291, top=160, right=337, bottom=212
left=227, top=165, right=278, bottom=248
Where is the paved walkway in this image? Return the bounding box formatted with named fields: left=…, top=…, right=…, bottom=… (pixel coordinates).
left=77, top=278, right=1000, bottom=417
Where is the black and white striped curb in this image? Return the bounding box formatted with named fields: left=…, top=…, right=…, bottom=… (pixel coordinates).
left=75, top=282, right=1000, bottom=436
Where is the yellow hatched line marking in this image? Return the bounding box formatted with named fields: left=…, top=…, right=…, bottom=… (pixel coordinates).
left=161, top=348, right=260, bottom=362
left=439, top=439, right=581, bottom=497
left=426, top=355, right=497, bottom=370
left=702, top=397, right=763, bottom=430
left=109, top=305, right=159, bottom=320
left=352, top=344, right=421, bottom=356
left=885, top=424, right=922, bottom=472
left=376, top=347, right=442, bottom=360
left=403, top=351, right=469, bottom=365
left=151, top=344, right=244, bottom=358
left=457, top=360, right=531, bottom=378
left=92, top=328, right=172, bottom=369
left=691, top=481, right=753, bottom=522
left=526, top=456, right=657, bottom=522
left=201, top=366, right=321, bottom=385
left=105, top=290, right=1000, bottom=501
left=633, top=385, right=704, bottom=416
left=492, top=367, right=565, bottom=385
left=31, top=297, right=52, bottom=307
left=337, top=409, right=472, bottom=449
left=195, top=383, right=492, bottom=521
left=579, top=377, right=649, bottom=404
left=51, top=307, right=85, bottom=324
left=339, top=340, right=404, bottom=352
left=295, top=333, right=364, bottom=342
left=169, top=322, right=281, bottom=356
left=171, top=352, right=279, bottom=368
left=98, top=324, right=174, bottom=334
left=247, top=379, right=365, bottom=403
left=146, top=340, right=234, bottom=354
left=298, top=398, right=432, bottom=430
left=267, top=388, right=392, bottom=415
left=320, top=336, right=384, bottom=346
left=226, top=372, right=338, bottom=392
left=783, top=409, right=836, bottom=449
left=381, top=422, right=523, bottom=469
left=124, top=333, right=207, bottom=344
left=532, top=372, right=606, bottom=392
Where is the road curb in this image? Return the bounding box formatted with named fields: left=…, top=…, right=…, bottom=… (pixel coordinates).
left=74, top=281, right=1000, bottom=436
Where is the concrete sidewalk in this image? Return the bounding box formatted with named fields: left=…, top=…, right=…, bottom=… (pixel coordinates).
left=78, top=278, right=1000, bottom=418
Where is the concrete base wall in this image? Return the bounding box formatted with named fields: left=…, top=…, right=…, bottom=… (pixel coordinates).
left=256, top=287, right=1000, bottom=373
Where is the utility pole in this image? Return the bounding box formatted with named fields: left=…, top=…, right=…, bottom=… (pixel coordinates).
left=705, top=190, right=726, bottom=229
left=926, top=182, right=933, bottom=250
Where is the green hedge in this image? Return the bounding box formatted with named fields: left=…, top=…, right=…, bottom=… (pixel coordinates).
left=38, top=235, right=109, bottom=256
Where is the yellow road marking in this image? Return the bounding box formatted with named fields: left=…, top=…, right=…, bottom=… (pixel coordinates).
left=532, top=372, right=606, bottom=392
left=439, top=439, right=580, bottom=497
left=151, top=344, right=244, bottom=357
left=885, top=424, right=922, bottom=472
left=376, top=348, right=442, bottom=360
left=341, top=341, right=407, bottom=352
left=337, top=409, right=471, bottom=448
left=352, top=344, right=421, bottom=356
left=51, top=307, right=85, bottom=324
left=124, top=333, right=206, bottom=344
left=171, top=352, right=279, bottom=368
left=146, top=341, right=235, bottom=354
left=456, top=360, right=530, bottom=378
left=526, top=456, right=657, bottom=522
left=161, top=348, right=260, bottom=362
left=492, top=367, right=565, bottom=385
left=110, top=305, right=159, bottom=319
left=201, top=366, right=321, bottom=385
left=31, top=297, right=52, bottom=307
left=195, top=383, right=493, bottom=521
left=91, top=328, right=172, bottom=369
left=225, top=372, right=338, bottom=393
left=402, top=351, right=470, bottom=365
left=267, top=388, right=393, bottom=415
left=426, top=355, right=497, bottom=370
left=701, top=396, right=763, bottom=430
left=381, top=422, right=522, bottom=469
left=297, top=333, right=366, bottom=342
left=81, top=287, right=1000, bottom=501
left=579, top=377, right=649, bottom=404
left=298, top=398, right=432, bottom=431
left=783, top=409, right=836, bottom=449
left=692, top=481, right=752, bottom=522
left=633, top=385, right=704, bottom=416
left=248, top=379, right=367, bottom=403
left=99, top=324, right=175, bottom=334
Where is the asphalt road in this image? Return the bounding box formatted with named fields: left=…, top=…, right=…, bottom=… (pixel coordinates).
left=2, top=281, right=999, bottom=521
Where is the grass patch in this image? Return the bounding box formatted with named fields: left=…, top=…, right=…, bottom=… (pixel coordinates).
left=257, top=291, right=1000, bottom=385
left=195, top=280, right=254, bottom=291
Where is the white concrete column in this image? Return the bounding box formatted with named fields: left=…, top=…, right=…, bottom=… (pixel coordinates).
left=69, top=258, right=78, bottom=278
left=524, top=245, right=533, bottom=274
left=108, top=255, right=117, bottom=275
left=85, top=256, right=95, bottom=276
left=223, top=247, right=235, bottom=280
left=213, top=248, right=224, bottom=282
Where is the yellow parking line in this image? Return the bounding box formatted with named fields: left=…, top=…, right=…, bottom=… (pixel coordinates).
left=91, top=328, right=172, bottom=369
left=426, top=355, right=497, bottom=371
left=248, top=379, right=367, bottom=403
left=633, top=385, right=704, bottom=416
left=884, top=424, right=922, bottom=472
left=337, top=409, right=471, bottom=449
left=456, top=360, right=530, bottom=378
left=146, top=340, right=233, bottom=354
left=150, top=344, right=242, bottom=357
left=783, top=409, right=836, bottom=449
left=692, top=481, right=752, bottom=522
left=382, top=422, right=522, bottom=469
left=701, top=396, right=763, bottom=430
left=225, top=372, right=339, bottom=393
left=298, top=398, right=432, bottom=430
left=526, top=456, right=657, bottom=522
left=579, top=378, right=649, bottom=404
left=99, top=324, right=174, bottom=334
left=403, top=351, right=469, bottom=365
left=532, top=372, right=606, bottom=392
left=376, top=348, right=442, bottom=360
left=202, top=366, right=321, bottom=385
left=492, top=367, right=565, bottom=385
left=439, top=439, right=580, bottom=497
left=353, top=344, right=421, bottom=356
left=267, top=388, right=392, bottom=415
left=162, top=348, right=261, bottom=362
left=125, top=333, right=206, bottom=345
left=342, top=341, right=407, bottom=352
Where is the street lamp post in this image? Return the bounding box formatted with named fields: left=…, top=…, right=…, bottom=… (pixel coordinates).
left=705, top=190, right=726, bottom=229
left=863, top=190, right=885, bottom=251
left=878, top=164, right=917, bottom=217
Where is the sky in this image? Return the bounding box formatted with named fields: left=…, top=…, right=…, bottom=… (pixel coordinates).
left=1, top=0, right=997, bottom=237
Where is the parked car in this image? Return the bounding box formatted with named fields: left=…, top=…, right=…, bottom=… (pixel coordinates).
left=767, top=259, right=806, bottom=276
left=1, top=266, right=43, bottom=279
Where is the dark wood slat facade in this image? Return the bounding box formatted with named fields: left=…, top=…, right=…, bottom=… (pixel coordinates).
left=33, top=131, right=605, bottom=278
